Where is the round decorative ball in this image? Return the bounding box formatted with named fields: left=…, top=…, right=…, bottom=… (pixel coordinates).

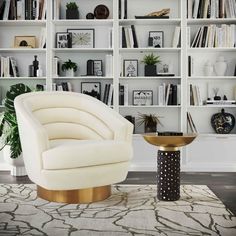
left=211, top=109, right=235, bottom=134
left=86, top=12, right=94, bottom=19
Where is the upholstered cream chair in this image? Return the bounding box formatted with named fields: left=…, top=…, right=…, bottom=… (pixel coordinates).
left=14, top=91, right=133, bottom=203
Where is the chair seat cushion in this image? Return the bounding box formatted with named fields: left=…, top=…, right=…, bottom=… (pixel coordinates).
left=42, top=139, right=133, bottom=170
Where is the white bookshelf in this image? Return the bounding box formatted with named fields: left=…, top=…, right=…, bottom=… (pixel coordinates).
left=0, top=0, right=236, bottom=172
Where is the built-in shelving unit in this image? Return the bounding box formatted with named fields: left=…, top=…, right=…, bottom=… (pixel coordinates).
left=0, top=0, right=236, bottom=172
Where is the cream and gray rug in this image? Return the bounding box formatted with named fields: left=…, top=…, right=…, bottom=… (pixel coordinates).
left=0, top=184, right=236, bottom=236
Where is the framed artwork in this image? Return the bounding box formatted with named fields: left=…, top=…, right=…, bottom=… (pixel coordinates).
left=123, top=60, right=138, bottom=77
left=14, top=36, right=36, bottom=48
left=133, top=90, right=153, bottom=106
left=67, top=28, right=95, bottom=48
left=81, top=82, right=101, bottom=100
left=93, top=60, right=103, bottom=76
left=149, top=31, right=164, bottom=48
left=56, top=32, right=71, bottom=48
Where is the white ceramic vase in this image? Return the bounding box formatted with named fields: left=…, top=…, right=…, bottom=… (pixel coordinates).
left=66, top=69, right=74, bottom=77
left=3, top=145, right=27, bottom=176
left=204, top=61, right=214, bottom=76
left=214, top=57, right=227, bottom=76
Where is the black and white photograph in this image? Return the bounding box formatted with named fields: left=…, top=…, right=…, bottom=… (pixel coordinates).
left=56, top=32, right=71, bottom=48
left=149, top=31, right=164, bottom=48
left=133, top=90, right=153, bottom=106
left=93, top=60, right=103, bottom=76
left=67, top=29, right=95, bottom=48
left=123, top=60, right=138, bottom=77
left=81, top=82, right=101, bottom=100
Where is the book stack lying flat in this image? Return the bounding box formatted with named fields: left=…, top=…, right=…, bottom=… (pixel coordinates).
left=204, top=100, right=236, bottom=105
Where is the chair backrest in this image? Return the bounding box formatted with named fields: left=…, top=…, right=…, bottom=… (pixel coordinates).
left=17, top=91, right=119, bottom=141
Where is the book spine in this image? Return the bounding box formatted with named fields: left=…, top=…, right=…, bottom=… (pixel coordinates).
left=131, top=25, right=138, bottom=48
left=124, top=84, right=128, bottom=106
left=124, top=0, right=127, bottom=19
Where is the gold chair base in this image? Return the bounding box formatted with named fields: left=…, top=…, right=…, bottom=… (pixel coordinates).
left=37, top=185, right=111, bottom=204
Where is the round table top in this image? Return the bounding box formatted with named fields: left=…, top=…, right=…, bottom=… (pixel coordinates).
left=143, top=133, right=197, bottom=148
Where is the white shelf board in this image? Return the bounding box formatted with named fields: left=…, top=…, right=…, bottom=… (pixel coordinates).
left=0, top=48, right=46, bottom=53
left=54, top=76, right=113, bottom=80
left=120, top=76, right=181, bottom=80
left=119, top=19, right=181, bottom=25
left=188, top=47, right=236, bottom=52
left=120, top=48, right=181, bottom=53
left=198, top=133, right=236, bottom=138
left=188, top=105, right=236, bottom=108
left=53, top=19, right=113, bottom=26
left=187, top=18, right=236, bottom=25
left=0, top=77, right=46, bottom=80
left=188, top=76, right=236, bottom=80
left=53, top=48, right=113, bottom=53
left=0, top=20, right=46, bottom=26
left=119, top=105, right=181, bottom=108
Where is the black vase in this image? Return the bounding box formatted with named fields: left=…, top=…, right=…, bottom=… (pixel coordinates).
left=211, top=109, right=235, bottom=134
left=66, top=9, right=79, bottom=19
left=145, top=122, right=157, bottom=133
left=144, top=65, right=156, bottom=76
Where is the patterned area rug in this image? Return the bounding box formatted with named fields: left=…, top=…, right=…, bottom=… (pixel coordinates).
left=0, top=184, right=236, bottom=236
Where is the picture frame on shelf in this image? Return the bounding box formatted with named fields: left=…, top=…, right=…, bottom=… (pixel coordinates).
left=123, top=60, right=138, bottom=77
left=14, top=36, right=36, bottom=48
left=67, top=28, right=95, bottom=48
left=55, top=32, right=72, bottom=48
left=149, top=31, right=164, bottom=48
left=81, top=82, right=101, bottom=100
left=133, top=90, right=153, bottom=106
left=93, top=60, right=103, bottom=76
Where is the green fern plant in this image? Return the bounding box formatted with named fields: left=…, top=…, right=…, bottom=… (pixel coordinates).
left=141, top=53, right=161, bottom=65
left=62, top=59, right=78, bottom=72
left=66, top=2, right=78, bottom=10
left=0, top=83, right=31, bottom=159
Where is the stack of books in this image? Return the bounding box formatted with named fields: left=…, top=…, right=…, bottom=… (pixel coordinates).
left=187, top=112, right=198, bottom=133
left=120, top=25, right=138, bottom=48
left=0, top=56, right=19, bottom=77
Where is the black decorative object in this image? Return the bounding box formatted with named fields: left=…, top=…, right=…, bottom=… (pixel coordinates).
left=86, top=12, right=94, bottom=19
left=33, top=55, right=39, bottom=77
left=66, top=2, right=79, bottom=19
left=211, top=109, right=235, bottom=134
left=94, top=5, right=109, bottom=19
left=157, top=150, right=180, bottom=201
left=145, top=65, right=156, bottom=76
left=213, top=88, right=221, bottom=100
left=87, top=60, right=94, bottom=76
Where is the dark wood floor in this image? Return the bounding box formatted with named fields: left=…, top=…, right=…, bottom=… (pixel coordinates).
left=1, top=171, right=236, bottom=215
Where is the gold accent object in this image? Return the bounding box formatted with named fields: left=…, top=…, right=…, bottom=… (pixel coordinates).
left=147, top=8, right=170, bottom=17
left=37, top=185, right=111, bottom=203
left=143, top=133, right=197, bottom=151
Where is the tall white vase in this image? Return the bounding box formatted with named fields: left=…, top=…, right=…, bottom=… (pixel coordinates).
left=214, top=57, right=227, bottom=76
left=3, top=145, right=27, bottom=176
left=66, top=69, right=74, bottom=77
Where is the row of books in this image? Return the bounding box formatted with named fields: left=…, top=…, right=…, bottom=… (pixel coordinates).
left=191, top=24, right=235, bottom=48
left=103, top=83, right=113, bottom=106
left=158, top=83, right=181, bottom=106
left=187, top=112, right=198, bottom=133
left=189, top=84, right=203, bottom=106
left=0, top=0, right=46, bottom=20
left=0, top=56, right=19, bottom=77
left=52, top=82, right=73, bottom=92
left=187, top=0, right=236, bottom=19
left=120, top=25, right=138, bottom=48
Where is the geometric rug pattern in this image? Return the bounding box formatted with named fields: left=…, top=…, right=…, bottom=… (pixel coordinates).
left=0, top=184, right=236, bottom=236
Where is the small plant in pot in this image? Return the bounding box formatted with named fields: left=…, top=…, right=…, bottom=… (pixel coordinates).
left=142, top=53, right=161, bottom=76
left=0, top=83, right=31, bottom=176
left=66, top=2, right=79, bottom=19
left=62, top=59, right=78, bottom=77
left=137, top=112, right=163, bottom=133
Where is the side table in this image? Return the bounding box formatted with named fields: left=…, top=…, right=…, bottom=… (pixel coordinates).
left=143, top=133, right=197, bottom=201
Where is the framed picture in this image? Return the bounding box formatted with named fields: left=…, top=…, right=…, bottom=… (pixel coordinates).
left=133, top=90, right=153, bottom=106
left=81, top=82, right=101, bottom=100
left=123, top=60, right=138, bottom=77
left=67, top=28, right=95, bottom=48
left=56, top=32, right=71, bottom=48
left=14, top=36, right=36, bottom=48
left=93, top=60, right=103, bottom=76
left=149, top=31, right=164, bottom=48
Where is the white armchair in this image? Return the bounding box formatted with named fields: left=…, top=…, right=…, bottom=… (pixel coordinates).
left=14, top=91, right=133, bottom=203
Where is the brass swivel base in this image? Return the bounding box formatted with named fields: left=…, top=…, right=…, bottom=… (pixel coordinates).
left=37, top=185, right=111, bottom=204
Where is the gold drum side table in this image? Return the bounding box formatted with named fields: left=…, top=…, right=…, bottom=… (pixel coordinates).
left=143, top=133, right=197, bottom=201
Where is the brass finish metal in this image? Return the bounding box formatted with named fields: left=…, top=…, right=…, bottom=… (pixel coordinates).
left=143, top=133, right=197, bottom=149
left=159, top=146, right=179, bottom=151
left=37, top=185, right=111, bottom=203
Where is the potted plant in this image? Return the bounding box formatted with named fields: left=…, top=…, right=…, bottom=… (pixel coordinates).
left=0, top=83, right=31, bottom=176
left=66, top=2, right=79, bottom=19
left=142, top=53, right=161, bottom=76
left=137, top=112, right=163, bottom=133
left=62, top=59, right=78, bottom=77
